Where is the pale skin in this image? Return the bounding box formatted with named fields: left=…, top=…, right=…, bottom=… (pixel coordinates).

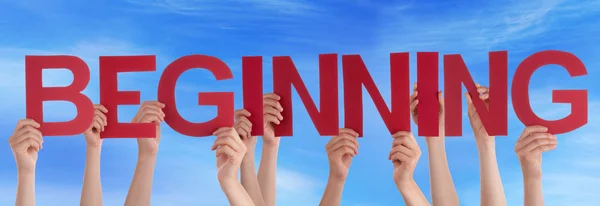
left=124, top=101, right=166, bottom=206
left=257, top=93, right=283, bottom=206
left=80, top=105, right=108, bottom=206
left=466, top=84, right=507, bottom=206
left=237, top=93, right=284, bottom=206
left=389, top=131, right=430, bottom=206
left=514, top=125, right=557, bottom=206
left=212, top=127, right=255, bottom=206
left=411, top=83, right=460, bottom=206
left=9, top=119, right=43, bottom=206
left=319, top=128, right=359, bottom=206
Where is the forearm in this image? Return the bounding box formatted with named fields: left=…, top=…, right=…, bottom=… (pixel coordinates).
left=476, top=140, right=506, bottom=206
left=241, top=150, right=265, bottom=206
left=523, top=178, right=543, bottom=206
left=16, top=171, right=35, bottom=206
left=319, top=175, right=346, bottom=206
left=81, top=146, right=103, bottom=206
left=257, top=143, right=279, bottom=206
left=124, top=154, right=157, bottom=206
left=221, top=178, right=256, bottom=206
left=397, top=180, right=430, bottom=206
left=426, top=138, right=459, bottom=206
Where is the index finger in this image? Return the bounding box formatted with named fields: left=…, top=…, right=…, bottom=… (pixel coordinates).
left=17, top=119, right=40, bottom=129
left=94, top=104, right=108, bottom=113
left=339, top=128, right=359, bottom=137
left=519, top=125, right=548, bottom=141
left=263, top=93, right=281, bottom=100
left=234, top=109, right=251, bottom=118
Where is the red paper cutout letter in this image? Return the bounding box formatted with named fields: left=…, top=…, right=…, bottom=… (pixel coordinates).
left=100, top=56, right=156, bottom=138
left=343, top=53, right=410, bottom=137
left=417, top=52, right=439, bottom=137
left=444, top=51, right=508, bottom=136
left=25, top=55, right=94, bottom=136
left=158, top=55, right=234, bottom=137
left=512, top=50, right=588, bottom=134
left=242, top=56, right=264, bottom=136
left=272, top=54, right=339, bottom=136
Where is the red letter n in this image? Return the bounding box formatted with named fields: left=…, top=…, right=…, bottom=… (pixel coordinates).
left=343, top=53, right=410, bottom=137
left=273, top=54, right=338, bottom=137
left=444, top=51, right=508, bottom=136
left=100, top=56, right=156, bottom=138
left=512, top=50, right=587, bottom=134
left=25, top=55, right=94, bottom=136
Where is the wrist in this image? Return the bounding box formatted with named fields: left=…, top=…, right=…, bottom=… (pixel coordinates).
left=476, top=138, right=496, bottom=151
left=263, top=136, right=280, bottom=147
left=328, top=171, right=348, bottom=182
left=18, top=169, right=35, bottom=177
left=138, top=152, right=157, bottom=161
left=396, top=179, right=417, bottom=192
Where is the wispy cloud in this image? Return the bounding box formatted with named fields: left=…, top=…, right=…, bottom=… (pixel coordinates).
left=125, top=0, right=318, bottom=17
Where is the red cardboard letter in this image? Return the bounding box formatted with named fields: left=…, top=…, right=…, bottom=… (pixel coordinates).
left=343, top=53, right=410, bottom=137
left=158, top=55, right=234, bottom=137
left=242, top=56, right=264, bottom=136
left=100, top=56, right=156, bottom=138
left=25, top=55, right=94, bottom=136
left=272, top=54, right=338, bottom=136
left=417, top=52, right=439, bottom=137
left=444, top=51, right=508, bottom=136
left=512, top=50, right=588, bottom=134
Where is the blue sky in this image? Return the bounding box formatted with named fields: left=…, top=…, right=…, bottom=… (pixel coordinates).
left=0, top=0, right=599, bottom=205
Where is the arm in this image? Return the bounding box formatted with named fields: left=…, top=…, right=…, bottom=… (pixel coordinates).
left=515, top=125, right=557, bottom=206
left=397, top=180, right=430, bottom=206
left=320, top=175, right=346, bottom=206
left=16, top=172, right=36, bottom=206
left=465, top=85, right=506, bottom=206
left=124, top=101, right=165, bottom=206
left=213, top=127, right=255, bottom=205
left=81, top=105, right=107, bottom=206
left=258, top=93, right=284, bottom=206
left=236, top=108, right=266, bottom=206
left=10, top=119, right=43, bottom=206
left=412, top=88, right=459, bottom=205
left=319, top=128, right=359, bottom=206
left=221, top=179, right=256, bottom=206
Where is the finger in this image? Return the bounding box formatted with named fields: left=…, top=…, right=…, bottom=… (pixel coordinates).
left=234, top=109, right=251, bottom=118
left=146, top=101, right=166, bottom=108
left=332, top=145, right=356, bottom=158
left=410, top=99, right=419, bottom=114
left=237, top=116, right=253, bottom=129
left=95, top=110, right=108, bottom=126
left=94, top=104, right=108, bottom=113
left=263, top=93, right=281, bottom=101
left=410, top=91, right=418, bottom=102
left=329, top=139, right=358, bottom=155
left=15, top=119, right=41, bottom=131
left=214, top=128, right=244, bottom=148
left=264, top=106, right=283, bottom=120
left=438, top=91, right=445, bottom=108
left=213, top=127, right=232, bottom=135
left=141, top=107, right=165, bottom=121
left=413, top=82, right=417, bottom=92
left=480, top=93, right=489, bottom=100
left=13, top=126, right=43, bottom=142
left=263, top=98, right=283, bottom=112
left=477, top=86, right=489, bottom=93
left=92, top=120, right=102, bottom=132
left=234, top=121, right=251, bottom=138
left=389, top=144, right=416, bottom=160
left=520, top=136, right=558, bottom=153
left=464, top=92, right=473, bottom=105
left=338, top=128, right=359, bottom=137
left=211, top=135, right=240, bottom=151
left=326, top=134, right=359, bottom=150
left=515, top=132, right=554, bottom=151
left=264, top=115, right=281, bottom=125
left=529, top=144, right=558, bottom=155
left=518, top=125, right=549, bottom=141
left=25, top=138, right=41, bottom=152
left=390, top=152, right=411, bottom=164
left=17, top=131, right=44, bottom=148
left=140, top=114, right=162, bottom=124
left=215, top=145, right=237, bottom=158
left=141, top=103, right=166, bottom=118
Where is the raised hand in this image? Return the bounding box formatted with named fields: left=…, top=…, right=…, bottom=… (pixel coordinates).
left=389, top=131, right=421, bottom=183
left=410, top=83, right=445, bottom=137
left=132, top=101, right=165, bottom=155
left=212, top=127, right=247, bottom=182
left=325, top=128, right=359, bottom=179
left=262, top=93, right=283, bottom=146
left=465, top=84, right=491, bottom=140
left=514, top=125, right=557, bottom=179
left=83, top=105, right=108, bottom=148
left=235, top=109, right=256, bottom=147
left=9, top=119, right=43, bottom=174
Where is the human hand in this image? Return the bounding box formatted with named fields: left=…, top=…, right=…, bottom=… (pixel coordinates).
left=465, top=84, right=492, bottom=142
left=389, top=131, right=421, bottom=183
left=410, top=83, right=445, bottom=138
left=212, top=127, right=247, bottom=182
left=9, top=119, right=43, bottom=174
left=326, top=128, right=359, bottom=180
left=132, top=101, right=165, bottom=156
left=262, top=93, right=283, bottom=146
left=83, top=104, right=108, bottom=148
left=234, top=109, right=257, bottom=152
left=514, top=125, right=557, bottom=179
